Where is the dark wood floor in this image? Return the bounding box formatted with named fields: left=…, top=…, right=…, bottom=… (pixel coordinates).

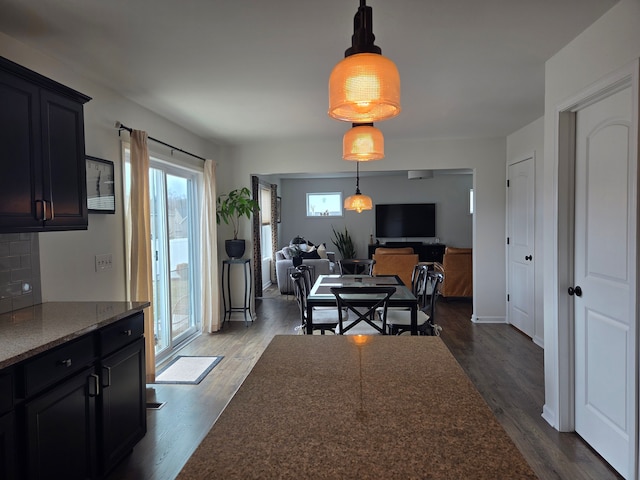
left=107, top=289, right=622, bottom=480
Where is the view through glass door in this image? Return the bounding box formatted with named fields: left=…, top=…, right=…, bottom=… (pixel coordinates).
left=148, top=159, right=201, bottom=363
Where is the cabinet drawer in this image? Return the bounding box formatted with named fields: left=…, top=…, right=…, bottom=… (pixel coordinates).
left=0, top=372, right=13, bottom=415
left=100, top=313, right=144, bottom=356
left=23, top=335, right=95, bottom=398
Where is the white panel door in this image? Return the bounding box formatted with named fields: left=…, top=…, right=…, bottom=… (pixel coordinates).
left=574, top=85, right=635, bottom=479
left=507, top=157, right=535, bottom=337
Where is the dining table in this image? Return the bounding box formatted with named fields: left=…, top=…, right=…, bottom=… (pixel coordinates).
left=306, top=274, right=419, bottom=335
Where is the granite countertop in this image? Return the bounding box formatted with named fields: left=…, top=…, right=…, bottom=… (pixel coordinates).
left=178, top=335, right=538, bottom=479
left=0, top=301, right=150, bottom=369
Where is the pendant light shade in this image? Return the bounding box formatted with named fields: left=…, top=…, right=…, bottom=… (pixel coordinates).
left=343, top=123, right=384, bottom=161
left=329, top=53, right=401, bottom=123
left=328, top=0, right=401, bottom=123
left=344, top=192, right=373, bottom=213
left=344, top=161, right=372, bottom=213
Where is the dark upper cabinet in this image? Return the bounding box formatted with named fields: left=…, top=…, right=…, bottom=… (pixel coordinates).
left=0, top=56, right=91, bottom=233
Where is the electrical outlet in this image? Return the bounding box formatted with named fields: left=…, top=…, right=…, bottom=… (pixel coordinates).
left=95, top=253, right=113, bottom=272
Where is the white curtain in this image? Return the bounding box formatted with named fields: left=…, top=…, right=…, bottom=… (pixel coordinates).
left=126, top=130, right=156, bottom=382
left=201, top=159, right=221, bottom=332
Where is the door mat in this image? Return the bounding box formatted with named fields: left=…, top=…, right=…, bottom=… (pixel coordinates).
left=154, top=356, right=223, bottom=385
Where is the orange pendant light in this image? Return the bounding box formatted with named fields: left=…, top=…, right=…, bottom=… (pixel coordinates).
left=343, top=123, right=384, bottom=161
left=344, top=161, right=373, bottom=213
left=329, top=0, right=401, bottom=123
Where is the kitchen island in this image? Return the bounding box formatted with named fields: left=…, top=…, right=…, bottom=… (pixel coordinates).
left=0, top=301, right=149, bottom=480
left=178, top=335, right=537, bottom=479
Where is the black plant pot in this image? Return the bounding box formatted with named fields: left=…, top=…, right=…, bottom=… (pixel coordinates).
left=225, top=239, right=246, bottom=259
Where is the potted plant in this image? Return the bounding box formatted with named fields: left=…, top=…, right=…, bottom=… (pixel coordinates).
left=290, top=244, right=303, bottom=267
left=331, top=225, right=356, bottom=259
left=216, top=187, right=260, bottom=258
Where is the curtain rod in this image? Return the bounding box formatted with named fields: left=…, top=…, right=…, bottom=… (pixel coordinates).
left=115, top=121, right=206, bottom=161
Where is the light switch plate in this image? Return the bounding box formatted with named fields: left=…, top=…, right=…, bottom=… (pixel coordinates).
left=95, top=253, right=113, bottom=272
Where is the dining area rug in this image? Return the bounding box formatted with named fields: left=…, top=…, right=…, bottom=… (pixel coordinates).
left=178, top=335, right=537, bottom=479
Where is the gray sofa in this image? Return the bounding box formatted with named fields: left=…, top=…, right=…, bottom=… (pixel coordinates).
left=275, top=249, right=336, bottom=294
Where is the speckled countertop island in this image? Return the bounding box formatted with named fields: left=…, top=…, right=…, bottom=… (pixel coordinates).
left=178, top=335, right=538, bottom=479
left=0, top=301, right=150, bottom=369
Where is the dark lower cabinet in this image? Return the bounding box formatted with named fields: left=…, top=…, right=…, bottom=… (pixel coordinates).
left=25, top=367, right=97, bottom=480
left=100, top=338, right=146, bottom=475
left=4, top=311, right=146, bottom=480
left=0, top=411, right=16, bottom=480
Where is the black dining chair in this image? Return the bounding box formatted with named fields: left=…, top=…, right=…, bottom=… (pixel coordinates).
left=290, top=271, right=339, bottom=335
left=385, top=271, right=444, bottom=335
left=330, top=286, right=396, bottom=335
left=338, top=258, right=376, bottom=276
left=296, top=264, right=347, bottom=315
left=410, top=264, right=431, bottom=309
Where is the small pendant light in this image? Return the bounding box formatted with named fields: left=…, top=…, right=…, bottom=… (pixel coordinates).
left=343, top=123, right=384, bottom=161
left=344, top=161, right=373, bottom=213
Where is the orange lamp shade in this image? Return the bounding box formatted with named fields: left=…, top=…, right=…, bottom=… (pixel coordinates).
left=344, top=193, right=373, bottom=213
left=343, top=125, right=384, bottom=161
left=329, top=53, right=401, bottom=123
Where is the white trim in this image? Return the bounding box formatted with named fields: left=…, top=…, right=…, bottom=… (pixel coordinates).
left=547, top=59, right=639, bottom=478
left=471, top=315, right=507, bottom=324
left=505, top=152, right=536, bottom=341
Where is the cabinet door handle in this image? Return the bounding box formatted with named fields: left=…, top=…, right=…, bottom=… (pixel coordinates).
left=102, top=366, right=112, bottom=388
left=58, top=358, right=72, bottom=368
left=122, top=329, right=132, bottom=336
left=88, top=373, right=100, bottom=397
left=35, top=199, right=47, bottom=221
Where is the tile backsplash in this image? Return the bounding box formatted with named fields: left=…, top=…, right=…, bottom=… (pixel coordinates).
left=0, top=233, right=42, bottom=314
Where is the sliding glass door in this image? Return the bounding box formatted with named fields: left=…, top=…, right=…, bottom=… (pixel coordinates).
left=148, top=160, right=201, bottom=362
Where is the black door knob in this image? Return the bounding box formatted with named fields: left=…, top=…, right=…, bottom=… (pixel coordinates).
left=525, top=255, right=532, bottom=261
left=568, top=286, right=583, bottom=297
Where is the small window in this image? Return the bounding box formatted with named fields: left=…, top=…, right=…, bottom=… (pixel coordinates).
left=306, top=192, right=343, bottom=217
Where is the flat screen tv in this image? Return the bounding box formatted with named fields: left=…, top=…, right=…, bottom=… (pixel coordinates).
left=375, top=203, right=436, bottom=238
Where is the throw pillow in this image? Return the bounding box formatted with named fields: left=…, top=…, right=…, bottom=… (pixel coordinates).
left=281, top=246, right=293, bottom=259
left=317, top=243, right=328, bottom=259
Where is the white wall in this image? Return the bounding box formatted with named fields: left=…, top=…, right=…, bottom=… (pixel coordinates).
left=234, top=136, right=507, bottom=323
left=542, top=0, right=640, bottom=429
left=0, top=33, right=223, bottom=302
left=506, top=117, right=545, bottom=346
left=279, top=173, right=473, bottom=258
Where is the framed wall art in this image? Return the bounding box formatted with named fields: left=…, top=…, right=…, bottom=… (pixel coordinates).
left=86, top=156, right=116, bottom=214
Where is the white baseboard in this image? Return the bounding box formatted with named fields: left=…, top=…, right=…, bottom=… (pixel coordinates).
left=541, top=404, right=556, bottom=428
left=471, top=315, right=507, bottom=324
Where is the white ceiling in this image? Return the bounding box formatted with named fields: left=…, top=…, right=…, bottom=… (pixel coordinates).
left=0, top=0, right=617, bottom=146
